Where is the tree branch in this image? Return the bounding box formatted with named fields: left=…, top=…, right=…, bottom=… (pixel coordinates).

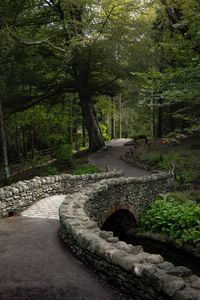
left=3, top=20, right=65, bottom=53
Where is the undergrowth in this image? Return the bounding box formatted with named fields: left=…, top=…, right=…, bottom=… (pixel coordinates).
left=140, top=192, right=200, bottom=247
left=138, top=147, right=200, bottom=185
left=73, top=164, right=101, bottom=175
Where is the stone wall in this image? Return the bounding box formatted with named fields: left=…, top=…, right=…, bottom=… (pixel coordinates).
left=60, top=173, right=200, bottom=300
left=0, top=172, right=121, bottom=218
left=85, top=172, right=174, bottom=226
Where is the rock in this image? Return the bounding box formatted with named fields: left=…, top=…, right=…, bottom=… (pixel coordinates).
left=163, top=278, right=185, bottom=297
left=174, top=287, right=200, bottom=300
left=105, top=249, right=127, bottom=265
left=146, top=254, right=164, bottom=264
left=99, top=231, right=113, bottom=239
left=158, top=261, right=175, bottom=271
left=133, top=263, right=157, bottom=277
left=0, top=202, right=6, bottom=209
left=107, top=237, right=119, bottom=243
left=168, top=266, right=192, bottom=277
left=129, top=245, right=143, bottom=255
left=191, top=278, right=200, bottom=290
left=85, top=221, right=97, bottom=229
left=115, top=241, right=134, bottom=252
left=118, top=252, right=150, bottom=271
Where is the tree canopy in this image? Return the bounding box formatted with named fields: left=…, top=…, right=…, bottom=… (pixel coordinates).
left=0, top=0, right=200, bottom=181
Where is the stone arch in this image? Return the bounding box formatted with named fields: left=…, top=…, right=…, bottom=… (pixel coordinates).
left=101, top=209, right=137, bottom=240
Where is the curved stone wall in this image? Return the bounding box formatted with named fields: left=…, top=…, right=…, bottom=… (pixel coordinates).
left=0, top=172, right=121, bottom=218
left=60, top=173, right=200, bottom=300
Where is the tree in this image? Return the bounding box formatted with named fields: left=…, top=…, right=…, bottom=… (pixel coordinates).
left=1, top=0, right=152, bottom=151
left=138, top=0, right=200, bottom=137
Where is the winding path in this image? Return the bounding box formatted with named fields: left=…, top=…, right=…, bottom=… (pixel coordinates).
left=0, top=139, right=148, bottom=300
left=89, top=139, right=149, bottom=177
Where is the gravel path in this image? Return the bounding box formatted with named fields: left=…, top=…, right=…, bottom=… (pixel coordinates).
left=89, top=139, right=150, bottom=177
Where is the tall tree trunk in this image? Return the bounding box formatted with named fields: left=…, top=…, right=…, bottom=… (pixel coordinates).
left=80, top=95, right=105, bottom=152
left=0, top=99, right=10, bottom=183
left=82, top=121, right=86, bottom=148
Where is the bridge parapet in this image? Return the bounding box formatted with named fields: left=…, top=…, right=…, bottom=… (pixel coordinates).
left=60, top=172, right=200, bottom=300
left=85, top=172, right=174, bottom=226
left=0, top=171, right=122, bottom=218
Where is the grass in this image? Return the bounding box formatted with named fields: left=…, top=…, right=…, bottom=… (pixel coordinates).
left=73, top=164, right=101, bottom=175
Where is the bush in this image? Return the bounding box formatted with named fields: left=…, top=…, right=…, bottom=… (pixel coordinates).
left=74, top=165, right=100, bottom=175
left=100, top=123, right=111, bottom=141
left=46, top=166, right=59, bottom=175
left=140, top=192, right=200, bottom=246
left=55, top=144, right=74, bottom=167
left=48, top=134, right=66, bottom=148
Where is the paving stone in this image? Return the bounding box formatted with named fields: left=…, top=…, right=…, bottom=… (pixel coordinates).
left=21, top=195, right=66, bottom=219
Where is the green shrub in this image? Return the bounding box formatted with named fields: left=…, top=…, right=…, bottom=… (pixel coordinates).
left=74, top=165, right=100, bottom=175
left=100, top=123, right=111, bottom=141
left=140, top=192, right=200, bottom=246
left=48, top=134, right=66, bottom=148
left=46, top=166, right=59, bottom=175
left=56, top=144, right=74, bottom=167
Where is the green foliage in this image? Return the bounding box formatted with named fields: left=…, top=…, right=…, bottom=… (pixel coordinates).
left=100, top=123, right=111, bottom=141
left=55, top=144, right=73, bottom=168
left=45, top=166, right=59, bottom=175
left=48, top=134, right=66, bottom=148
left=73, top=165, right=100, bottom=175
left=138, top=144, right=200, bottom=184
left=140, top=192, right=200, bottom=246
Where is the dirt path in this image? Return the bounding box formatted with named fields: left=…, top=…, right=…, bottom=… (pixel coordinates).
left=0, top=217, right=131, bottom=300
left=89, top=139, right=150, bottom=177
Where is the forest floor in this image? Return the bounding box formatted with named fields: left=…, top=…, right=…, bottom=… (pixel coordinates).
left=122, top=135, right=200, bottom=193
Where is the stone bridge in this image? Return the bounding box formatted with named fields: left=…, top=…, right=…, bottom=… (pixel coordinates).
left=0, top=172, right=200, bottom=299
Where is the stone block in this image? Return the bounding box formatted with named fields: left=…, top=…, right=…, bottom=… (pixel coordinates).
left=118, top=252, right=150, bottom=271
left=146, top=254, right=164, bottom=264
left=167, top=266, right=192, bottom=277
left=158, top=261, right=175, bottom=271
left=107, top=237, right=119, bottom=243
left=99, top=231, right=113, bottom=239
left=163, top=278, right=185, bottom=297
left=173, top=287, right=200, bottom=300
left=191, top=278, right=200, bottom=290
